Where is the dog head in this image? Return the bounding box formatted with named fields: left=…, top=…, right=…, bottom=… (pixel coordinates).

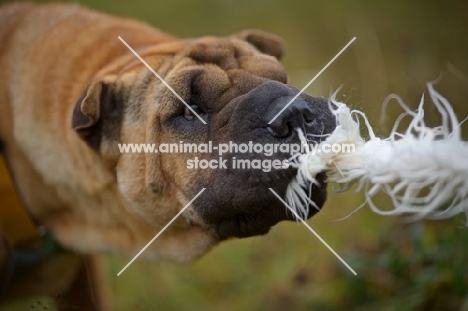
left=71, top=30, right=336, bottom=261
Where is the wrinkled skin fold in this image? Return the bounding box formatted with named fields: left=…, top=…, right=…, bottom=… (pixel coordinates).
left=0, top=3, right=336, bottom=264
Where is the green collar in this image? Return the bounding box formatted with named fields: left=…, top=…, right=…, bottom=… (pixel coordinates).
left=0, top=155, right=63, bottom=292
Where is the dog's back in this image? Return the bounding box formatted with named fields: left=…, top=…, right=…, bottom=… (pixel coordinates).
left=0, top=2, right=175, bottom=146
left=0, top=4, right=173, bottom=308
left=0, top=3, right=34, bottom=46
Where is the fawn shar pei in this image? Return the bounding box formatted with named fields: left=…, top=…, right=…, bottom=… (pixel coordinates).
left=0, top=2, right=335, bottom=305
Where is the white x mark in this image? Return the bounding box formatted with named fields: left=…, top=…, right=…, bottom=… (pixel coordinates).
left=269, top=188, right=357, bottom=275
left=117, top=188, right=206, bottom=276
left=118, top=36, right=207, bottom=124
left=268, top=37, right=356, bottom=124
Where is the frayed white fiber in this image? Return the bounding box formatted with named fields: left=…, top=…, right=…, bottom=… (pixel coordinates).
left=286, top=82, right=468, bottom=223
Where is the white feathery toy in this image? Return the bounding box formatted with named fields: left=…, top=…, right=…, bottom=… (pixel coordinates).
left=286, top=82, right=468, bottom=223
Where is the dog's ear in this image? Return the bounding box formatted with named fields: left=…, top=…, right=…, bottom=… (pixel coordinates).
left=72, top=76, right=123, bottom=152
left=233, top=29, right=285, bottom=59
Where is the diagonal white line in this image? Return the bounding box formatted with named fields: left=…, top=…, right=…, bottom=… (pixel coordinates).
left=268, top=37, right=356, bottom=125
left=268, top=188, right=357, bottom=275
left=117, top=188, right=206, bottom=276
left=118, top=36, right=207, bottom=125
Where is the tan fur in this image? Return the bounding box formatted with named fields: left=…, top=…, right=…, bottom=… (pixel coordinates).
left=0, top=2, right=287, bottom=265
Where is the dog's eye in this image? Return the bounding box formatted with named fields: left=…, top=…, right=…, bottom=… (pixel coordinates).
left=183, top=104, right=203, bottom=120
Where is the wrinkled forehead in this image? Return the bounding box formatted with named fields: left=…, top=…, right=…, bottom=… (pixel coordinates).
left=165, top=37, right=288, bottom=108
left=181, top=37, right=282, bottom=71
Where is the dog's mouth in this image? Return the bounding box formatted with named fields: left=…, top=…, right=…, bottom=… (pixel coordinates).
left=181, top=80, right=335, bottom=240
left=189, top=171, right=327, bottom=240
left=215, top=206, right=281, bottom=239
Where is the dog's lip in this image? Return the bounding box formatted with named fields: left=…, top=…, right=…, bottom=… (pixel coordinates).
left=215, top=208, right=275, bottom=239
left=213, top=172, right=327, bottom=240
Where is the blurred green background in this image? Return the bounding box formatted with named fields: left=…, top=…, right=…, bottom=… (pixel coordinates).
left=2, top=0, right=468, bottom=310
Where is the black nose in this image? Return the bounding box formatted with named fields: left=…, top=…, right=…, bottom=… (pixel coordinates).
left=267, top=96, right=315, bottom=138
